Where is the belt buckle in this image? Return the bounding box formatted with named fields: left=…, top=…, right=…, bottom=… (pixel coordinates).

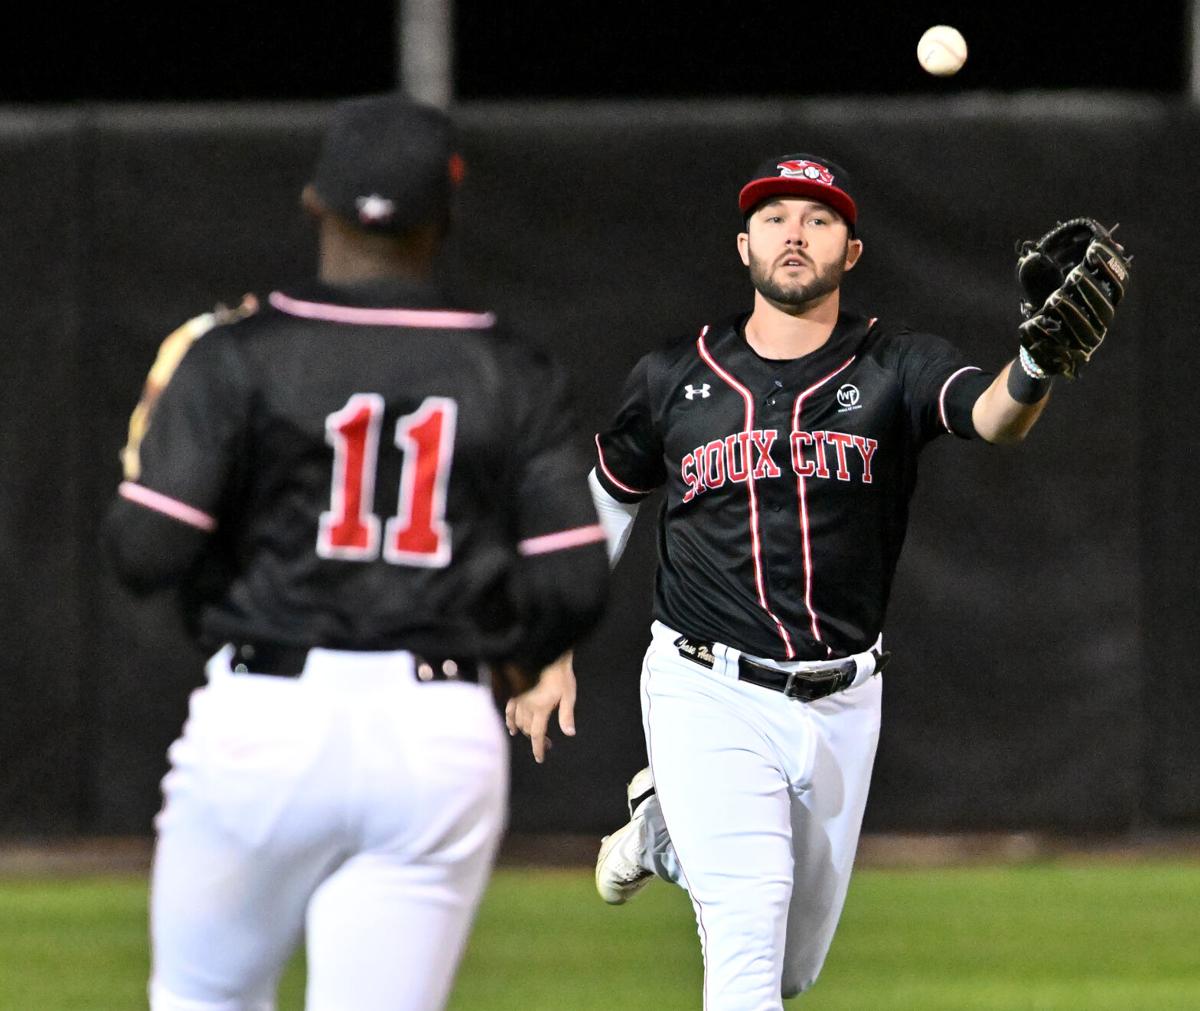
left=782, top=666, right=816, bottom=700
left=782, top=664, right=842, bottom=701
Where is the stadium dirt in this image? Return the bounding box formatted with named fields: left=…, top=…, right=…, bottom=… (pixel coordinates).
left=2, top=831, right=1200, bottom=876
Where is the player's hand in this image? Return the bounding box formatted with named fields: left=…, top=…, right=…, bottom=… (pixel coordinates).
left=504, top=652, right=576, bottom=764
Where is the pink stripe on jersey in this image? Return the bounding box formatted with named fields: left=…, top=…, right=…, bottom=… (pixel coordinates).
left=594, top=435, right=655, bottom=496
left=268, top=291, right=497, bottom=330
left=938, top=366, right=983, bottom=434
left=791, top=356, right=857, bottom=644
left=119, top=482, right=217, bottom=532
left=697, top=330, right=796, bottom=660
left=518, top=524, right=607, bottom=556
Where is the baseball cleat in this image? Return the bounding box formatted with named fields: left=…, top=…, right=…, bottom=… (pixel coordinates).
left=595, top=767, right=656, bottom=905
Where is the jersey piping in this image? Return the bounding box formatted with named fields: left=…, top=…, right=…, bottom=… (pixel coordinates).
left=939, top=366, right=983, bottom=435
left=119, top=481, right=217, bottom=532
left=791, top=355, right=857, bottom=650
left=696, top=325, right=796, bottom=659
left=268, top=291, right=497, bottom=330
left=595, top=434, right=656, bottom=497
left=518, top=523, right=607, bottom=556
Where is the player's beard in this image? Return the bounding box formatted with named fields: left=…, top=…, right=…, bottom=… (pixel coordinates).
left=747, top=240, right=848, bottom=310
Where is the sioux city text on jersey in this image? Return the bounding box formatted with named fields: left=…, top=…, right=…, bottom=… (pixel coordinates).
left=594, top=311, right=994, bottom=661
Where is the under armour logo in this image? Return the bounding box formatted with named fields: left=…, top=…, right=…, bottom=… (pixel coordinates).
left=684, top=384, right=711, bottom=400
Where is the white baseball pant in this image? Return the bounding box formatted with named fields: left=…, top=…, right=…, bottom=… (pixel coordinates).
left=638, top=621, right=882, bottom=1010
left=149, top=646, right=508, bottom=1011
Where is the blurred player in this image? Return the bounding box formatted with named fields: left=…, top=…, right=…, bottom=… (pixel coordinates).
left=574, top=154, right=1129, bottom=1008
left=103, top=93, right=609, bottom=1011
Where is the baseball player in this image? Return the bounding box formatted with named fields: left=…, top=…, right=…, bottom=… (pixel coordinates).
left=572, top=155, right=1130, bottom=1007
left=102, top=94, right=609, bottom=1011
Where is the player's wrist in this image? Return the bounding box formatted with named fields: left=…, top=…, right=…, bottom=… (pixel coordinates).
left=1008, top=349, right=1053, bottom=404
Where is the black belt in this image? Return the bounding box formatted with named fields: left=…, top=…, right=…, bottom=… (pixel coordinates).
left=228, top=642, right=483, bottom=684
left=739, top=654, right=871, bottom=703
left=675, top=634, right=889, bottom=703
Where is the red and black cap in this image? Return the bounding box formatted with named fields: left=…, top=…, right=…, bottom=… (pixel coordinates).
left=738, top=154, right=857, bottom=228
left=311, top=92, right=465, bottom=235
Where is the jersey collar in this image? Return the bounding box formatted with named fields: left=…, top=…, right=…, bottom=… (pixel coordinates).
left=277, top=277, right=470, bottom=312
left=268, top=279, right=499, bottom=331
left=710, top=308, right=876, bottom=373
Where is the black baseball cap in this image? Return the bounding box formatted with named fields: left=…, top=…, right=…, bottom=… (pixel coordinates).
left=310, top=93, right=464, bottom=235
left=738, top=153, right=857, bottom=228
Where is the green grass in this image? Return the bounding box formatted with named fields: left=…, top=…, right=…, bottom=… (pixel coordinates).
left=2, top=863, right=1200, bottom=1009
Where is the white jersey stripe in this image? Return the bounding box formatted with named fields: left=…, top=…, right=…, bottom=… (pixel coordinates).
left=119, top=481, right=217, bottom=532
left=938, top=366, right=983, bottom=434
left=268, top=291, right=497, bottom=330
left=697, top=329, right=796, bottom=660
left=518, top=523, right=607, bottom=556
left=791, top=356, right=857, bottom=645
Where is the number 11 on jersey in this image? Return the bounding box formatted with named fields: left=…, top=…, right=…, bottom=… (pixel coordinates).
left=317, top=393, right=457, bottom=567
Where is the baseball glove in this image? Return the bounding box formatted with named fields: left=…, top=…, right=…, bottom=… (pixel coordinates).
left=1015, top=218, right=1131, bottom=379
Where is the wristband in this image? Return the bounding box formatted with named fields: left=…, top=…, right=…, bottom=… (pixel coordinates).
left=1008, top=354, right=1053, bottom=404
left=1018, top=344, right=1048, bottom=380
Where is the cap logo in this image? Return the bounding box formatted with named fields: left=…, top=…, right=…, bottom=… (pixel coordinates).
left=355, top=194, right=396, bottom=226
left=777, top=160, right=834, bottom=186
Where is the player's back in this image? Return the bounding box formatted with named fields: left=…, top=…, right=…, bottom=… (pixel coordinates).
left=117, top=279, right=592, bottom=661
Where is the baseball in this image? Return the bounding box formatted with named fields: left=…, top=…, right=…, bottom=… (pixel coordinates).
left=917, top=25, right=967, bottom=77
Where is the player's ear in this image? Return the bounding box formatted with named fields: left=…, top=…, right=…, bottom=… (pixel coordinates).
left=301, top=183, right=326, bottom=220
left=844, top=237, right=864, bottom=272
left=737, top=231, right=751, bottom=267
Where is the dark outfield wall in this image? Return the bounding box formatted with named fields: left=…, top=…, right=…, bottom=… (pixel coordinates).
left=0, top=97, right=1195, bottom=836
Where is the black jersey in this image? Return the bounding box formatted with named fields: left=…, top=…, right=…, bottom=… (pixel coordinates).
left=104, top=278, right=608, bottom=667
left=594, top=309, right=994, bottom=661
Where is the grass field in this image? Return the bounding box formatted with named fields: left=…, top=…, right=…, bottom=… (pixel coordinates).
left=3, top=862, right=1200, bottom=1009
